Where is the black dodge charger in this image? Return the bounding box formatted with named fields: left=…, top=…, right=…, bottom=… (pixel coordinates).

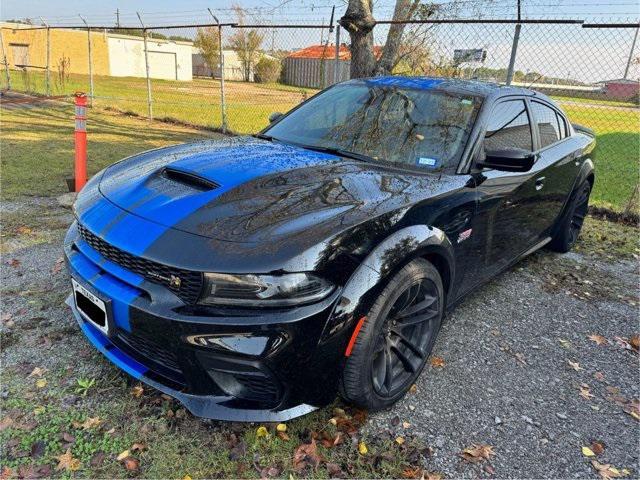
left=65, top=77, right=595, bottom=421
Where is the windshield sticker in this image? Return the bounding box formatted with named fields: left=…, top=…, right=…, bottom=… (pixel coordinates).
left=417, top=157, right=439, bottom=168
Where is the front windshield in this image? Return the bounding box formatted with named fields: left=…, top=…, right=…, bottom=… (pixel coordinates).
left=265, top=81, right=482, bottom=170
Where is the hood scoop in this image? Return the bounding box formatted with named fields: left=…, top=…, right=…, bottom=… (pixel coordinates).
left=162, top=167, right=220, bottom=191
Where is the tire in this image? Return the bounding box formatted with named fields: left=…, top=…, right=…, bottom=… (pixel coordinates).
left=548, top=181, right=591, bottom=253
left=339, top=258, right=444, bottom=411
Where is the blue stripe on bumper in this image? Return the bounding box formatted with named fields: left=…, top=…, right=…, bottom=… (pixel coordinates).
left=76, top=311, right=147, bottom=380
left=67, top=246, right=141, bottom=332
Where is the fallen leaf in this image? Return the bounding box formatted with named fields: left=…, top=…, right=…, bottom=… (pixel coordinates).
left=582, top=446, right=596, bottom=457
left=131, top=385, right=144, bottom=398
left=122, top=457, right=139, bottom=472
left=402, top=421, right=411, bottom=429
left=326, top=462, right=343, bottom=477
left=409, top=384, right=418, bottom=394
left=461, top=444, right=495, bottom=463
left=425, top=473, right=443, bottom=480
left=277, top=430, right=290, bottom=441
left=51, top=257, right=64, bottom=274
left=594, top=372, right=605, bottom=381
left=256, top=426, right=269, bottom=438
left=56, top=449, right=81, bottom=471
left=131, top=442, right=146, bottom=452
left=629, top=335, right=640, bottom=352
left=8, top=259, right=21, bottom=268
left=568, top=360, right=583, bottom=371
left=116, top=450, right=130, bottom=461
left=430, top=356, right=445, bottom=368
left=591, top=441, right=605, bottom=455
left=588, top=334, right=607, bottom=346
left=182, top=476, right=192, bottom=480
left=35, top=379, right=47, bottom=389
left=30, top=440, right=45, bottom=458
left=402, top=467, right=422, bottom=478
left=1, top=466, right=12, bottom=480
left=74, top=416, right=102, bottom=430
left=293, top=439, right=322, bottom=470
left=358, top=441, right=368, bottom=455
left=0, top=416, right=14, bottom=431
left=395, top=436, right=405, bottom=445
left=591, top=460, right=630, bottom=479
left=580, top=384, right=595, bottom=400
left=16, top=226, right=33, bottom=235
left=28, top=367, right=45, bottom=377
left=276, top=423, right=287, bottom=432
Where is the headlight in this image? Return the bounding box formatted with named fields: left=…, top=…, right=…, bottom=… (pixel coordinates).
left=199, top=272, right=334, bottom=307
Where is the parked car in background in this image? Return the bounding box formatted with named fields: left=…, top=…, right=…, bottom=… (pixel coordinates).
left=64, top=77, right=595, bottom=421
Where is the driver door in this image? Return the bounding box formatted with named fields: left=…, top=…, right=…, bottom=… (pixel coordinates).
left=473, top=98, right=549, bottom=275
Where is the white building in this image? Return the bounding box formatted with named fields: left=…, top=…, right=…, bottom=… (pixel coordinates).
left=108, top=34, right=193, bottom=81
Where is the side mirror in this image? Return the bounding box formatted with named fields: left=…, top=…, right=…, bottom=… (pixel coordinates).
left=477, top=148, right=535, bottom=173
left=268, top=112, right=284, bottom=123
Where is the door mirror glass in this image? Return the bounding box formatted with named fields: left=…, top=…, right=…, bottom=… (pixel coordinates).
left=478, top=148, right=535, bottom=172
left=268, top=112, right=284, bottom=123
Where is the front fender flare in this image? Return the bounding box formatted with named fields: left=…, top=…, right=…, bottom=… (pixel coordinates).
left=321, top=225, right=454, bottom=344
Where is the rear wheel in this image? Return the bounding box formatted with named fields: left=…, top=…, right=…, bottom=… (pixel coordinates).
left=549, top=181, right=591, bottom=253
left=340, top=259, right=444, bottom=410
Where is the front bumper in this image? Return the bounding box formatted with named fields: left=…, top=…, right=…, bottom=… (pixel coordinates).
left=64, top=222, right=347, bottom=422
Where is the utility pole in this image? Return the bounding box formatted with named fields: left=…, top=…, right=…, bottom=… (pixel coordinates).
left=115, top=9, right=120, bottom=28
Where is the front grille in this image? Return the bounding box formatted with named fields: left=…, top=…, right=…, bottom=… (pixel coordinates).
left=77, top=223, right=204, bottom=304
left=113, top=329, right=186, bottom=387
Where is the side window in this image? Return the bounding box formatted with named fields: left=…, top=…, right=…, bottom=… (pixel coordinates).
left=484, top=100, right=532, bottom=152
left=531, top=101, right=561, bottom=148
left=556, top=112, right=568, bottom=139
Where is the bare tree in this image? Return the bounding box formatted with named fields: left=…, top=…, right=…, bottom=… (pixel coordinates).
left=229, top=5, right=265, bottom=82
left=340, top=0, right=475, bottom=78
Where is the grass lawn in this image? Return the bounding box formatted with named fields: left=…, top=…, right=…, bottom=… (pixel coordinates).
left=1, top=103, right=219, bottom=200
left=2, top=68, right=639, bottom=212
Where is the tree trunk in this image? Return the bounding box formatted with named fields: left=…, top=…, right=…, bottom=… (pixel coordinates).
left=375, top=0, right=419, bottom=75
left=339, top=0, right=377, bottom=78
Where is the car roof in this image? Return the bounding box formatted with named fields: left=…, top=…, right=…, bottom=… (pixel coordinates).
left=346, top=76, right=554, bottom=103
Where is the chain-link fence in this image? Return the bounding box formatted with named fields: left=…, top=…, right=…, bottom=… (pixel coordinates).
left=1, top=18, right=638, bottom=212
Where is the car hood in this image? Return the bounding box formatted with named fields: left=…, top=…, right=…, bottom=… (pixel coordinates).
left=98, top=136, right=447, bottom=244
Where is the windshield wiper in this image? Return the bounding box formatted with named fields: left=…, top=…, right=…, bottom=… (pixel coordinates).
left=293, top=143, right=375, bottom=164
left=253, top=133, right=275, bottom=141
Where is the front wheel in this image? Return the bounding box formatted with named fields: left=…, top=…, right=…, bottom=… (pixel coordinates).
left=339, top=258, right=444, bottom=411
left=548, top=181, right=591, bottom=253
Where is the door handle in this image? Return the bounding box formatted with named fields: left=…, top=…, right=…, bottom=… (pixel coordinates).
left=535, top=177, right=545, bottom=191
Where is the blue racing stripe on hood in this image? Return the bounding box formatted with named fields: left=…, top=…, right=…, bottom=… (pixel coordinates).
left=89, top=137, right=339, bottom=255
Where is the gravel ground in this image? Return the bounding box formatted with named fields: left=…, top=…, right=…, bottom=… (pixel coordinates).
left=1, top=198, right=638, bottom=478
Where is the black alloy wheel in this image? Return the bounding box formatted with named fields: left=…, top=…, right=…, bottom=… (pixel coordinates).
left=549, top=181, right=591, bottom=253
left=370, top=278, right=440, bottom=397
left=340, top=258, right=444, bottom=410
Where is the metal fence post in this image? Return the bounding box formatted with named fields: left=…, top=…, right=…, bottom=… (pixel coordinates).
left=0, top=28, right=10, bottom=91
left=208, top=9, right=227, bottom=133
left=137, top=12, right=153, bottom=121
left=334, top=25, right=341, bottom=84
left=623, top=25, right=639, bottom=79
left=506, top=23, right=521, bottom=85
left=79, top=16, right=94, bottom=105
left=40, top=18, right=51, bottom=96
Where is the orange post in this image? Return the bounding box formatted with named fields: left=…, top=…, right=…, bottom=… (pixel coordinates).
left=74, top=92, right=88, bottom=192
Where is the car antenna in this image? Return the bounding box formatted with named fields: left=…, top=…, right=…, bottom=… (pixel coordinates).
left=524, top=73, right=544, bottom=90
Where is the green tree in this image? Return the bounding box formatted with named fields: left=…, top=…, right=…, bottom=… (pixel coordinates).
left=229, top=6, right=265, bottom=82
left=194, top=26, right=220, bottom=78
